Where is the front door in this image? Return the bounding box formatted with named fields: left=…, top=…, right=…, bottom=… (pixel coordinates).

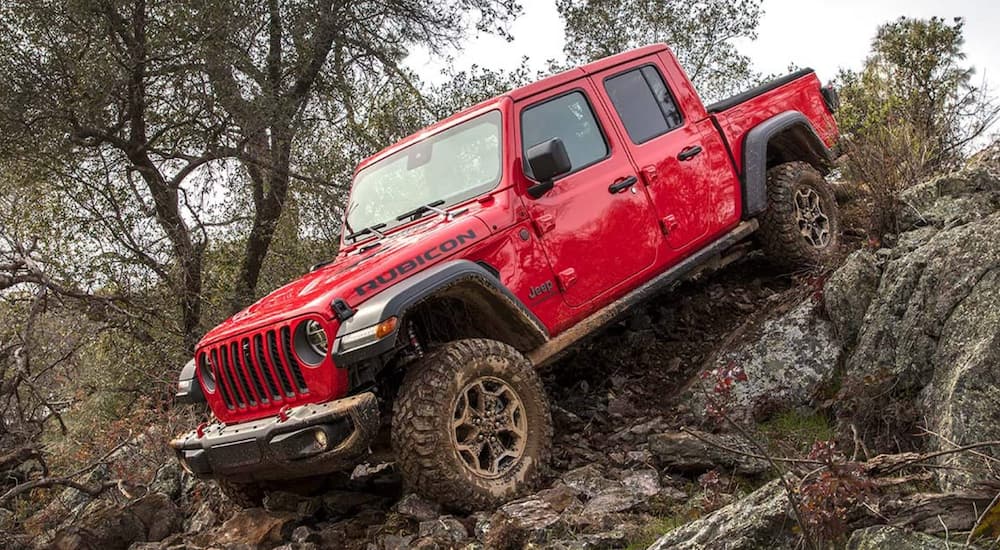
left=516, top=83, right=661, bottom=308
left=591, top=60, right=712, bottom=251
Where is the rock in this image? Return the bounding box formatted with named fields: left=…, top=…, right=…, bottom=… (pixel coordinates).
left=686, top=298, right=841, bottom=424
left=213, top=508, right=295, bottom=547
left=322, top=490, right=381, bottom=517
left=186, top=502, right=218, bottom=533
left=647, top=478, right=795, bottom=549
left=824, top=250, right=881, bottom=346
left=149, top=462, right=184, bottom=501
left=265, top=491, right=321, bottom=516
left=418, top=516, right=469, bottom=544
left=534, top=484, right=581, bottom=513
left=483, top=495, right=562, bottom=548
left=620, top=468, right=660, bottom=498
left=846, top=525, right=949, bottom=549
left=836, top=163, right=1000, bottom=488
left=648, top=430, right=769, bottom=476
left=395, top=493, right=442, bottom=522
left=291, top=525, right=321, bottom=543
left=581, top=488, right=642, bottom=515
left=560, top=465, right=618, bottom=498
left=380, top=534, right=415, bottom=550
left=50, top=493, right=180, bottom=550
left=898, top=167, right=1000, bottom=230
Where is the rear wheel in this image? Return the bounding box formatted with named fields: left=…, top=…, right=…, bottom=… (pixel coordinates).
left=758, top=161, right=841, bottom=268
left=392, top=339, right=552, bottom=511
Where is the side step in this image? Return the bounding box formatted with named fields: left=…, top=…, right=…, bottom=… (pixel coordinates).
left=527, top=220, right=758, bottom=367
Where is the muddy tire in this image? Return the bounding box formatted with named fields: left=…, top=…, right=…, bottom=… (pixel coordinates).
left=758, top=161, right=841, bottom=268
left=217, top=479, right=265, bottom=508
left=392, top=339, right=552, bottom=511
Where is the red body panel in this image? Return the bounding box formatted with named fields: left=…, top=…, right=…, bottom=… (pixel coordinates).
left=195, top=44, right=839, bottom=424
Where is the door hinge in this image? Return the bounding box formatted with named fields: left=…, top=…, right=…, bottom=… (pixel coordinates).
left=533, top=214, right=556, bottom=236
left=557, top=268, right=577, bottom=290
left=659, top=214, right=679, bottom=235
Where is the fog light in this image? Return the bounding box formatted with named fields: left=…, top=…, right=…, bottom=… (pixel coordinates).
left=314, top=428, right=329, bottom=449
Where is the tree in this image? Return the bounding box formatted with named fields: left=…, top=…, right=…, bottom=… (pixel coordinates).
left=0, top=0, right=520, bottom=351
left=837, top=17, right=999, bottom=235
left=556, top=0, right=764, bottom=101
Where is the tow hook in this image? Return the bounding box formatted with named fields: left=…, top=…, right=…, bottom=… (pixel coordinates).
left=196, top=422, right=208, bottom=438
left=278, top=404, right=293, bottom=423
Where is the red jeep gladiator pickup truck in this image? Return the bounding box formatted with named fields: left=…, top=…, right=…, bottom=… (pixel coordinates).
left=171, top=44, right=841, bottom=510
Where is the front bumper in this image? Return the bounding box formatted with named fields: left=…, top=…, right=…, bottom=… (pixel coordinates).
left=170, top=392, right=379, bottom=483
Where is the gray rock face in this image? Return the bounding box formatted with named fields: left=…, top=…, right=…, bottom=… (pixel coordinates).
left=835, top=161, right=1000, bottom=489
left=647, top=478, right=795, bottom=550
left=846, top=525, right=950, bottom=550
left=824, top=250, right=881, bottom=347
left=50, top=493, right=180, bottom=550
left=687, top=298, right=841, bottom=423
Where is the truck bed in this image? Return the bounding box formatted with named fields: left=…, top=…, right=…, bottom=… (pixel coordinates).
left=707, top=69, right=839, bottom=176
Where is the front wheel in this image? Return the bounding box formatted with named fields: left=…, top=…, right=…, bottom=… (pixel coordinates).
left=391, top=339, right=553, bottom=511
left=757, top=161, right=841, bottom=268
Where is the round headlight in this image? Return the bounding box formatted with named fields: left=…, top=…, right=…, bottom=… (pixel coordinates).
left=304, top=320, right=328, bottom=356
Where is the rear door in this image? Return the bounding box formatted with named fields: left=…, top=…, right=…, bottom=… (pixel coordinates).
left=590, top=61, right=715, bottom=251
left=517, top=82, right=661, bottom=308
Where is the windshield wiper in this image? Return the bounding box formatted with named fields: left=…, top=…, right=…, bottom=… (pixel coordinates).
left=345, top=223, right=386, bottom=243
left=396, top=200, right=447, bottom=222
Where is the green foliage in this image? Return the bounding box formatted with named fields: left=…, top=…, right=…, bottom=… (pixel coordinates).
left=625, top=514, right=692, bottom=550
left=760, top=410, right=835, bottom=454
left=556, top=0, right=764, bottom=101
left=836, top=17, right=999, bottom=236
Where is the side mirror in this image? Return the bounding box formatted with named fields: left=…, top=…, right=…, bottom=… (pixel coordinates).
left=525, top=138, right=571, bottom=198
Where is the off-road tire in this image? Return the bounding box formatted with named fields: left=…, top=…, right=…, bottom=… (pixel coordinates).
left=217, top=479, right=265, bottom=508
left=758, top=161, right=841, bottom=267
left=392, top=339, right=553, bottom=511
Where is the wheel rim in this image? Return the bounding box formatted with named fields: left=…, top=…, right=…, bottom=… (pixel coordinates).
left=450, top=376, right=527, bottom=479
left=794, top=187, right=832, bottom=248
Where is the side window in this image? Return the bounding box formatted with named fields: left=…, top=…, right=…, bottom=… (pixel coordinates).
left=604, top=65, right=683, bottom=144
left=521, top=91, right=609, bottom=178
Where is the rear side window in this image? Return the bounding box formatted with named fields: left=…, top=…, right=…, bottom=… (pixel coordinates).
left=604, top=66, right=683, bottom=144
left=521, top=91, right=609, bottom=178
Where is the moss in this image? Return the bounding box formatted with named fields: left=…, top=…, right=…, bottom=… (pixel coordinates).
left=624, top=515, right=691, bottom=550
left=759, top=410, right=835, bottom=454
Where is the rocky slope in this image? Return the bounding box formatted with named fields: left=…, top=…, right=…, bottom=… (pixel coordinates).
left=12, top=146, right=1000, bottom=549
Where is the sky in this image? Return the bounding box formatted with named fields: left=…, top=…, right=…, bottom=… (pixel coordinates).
left=406, top=0, right=1000, bottom=95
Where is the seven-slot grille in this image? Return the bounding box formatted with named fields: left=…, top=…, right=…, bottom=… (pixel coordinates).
left=200, top=326, right=309, bottom=410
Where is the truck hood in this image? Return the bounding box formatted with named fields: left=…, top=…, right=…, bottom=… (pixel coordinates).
left=200, top=214, right=490, bottom=347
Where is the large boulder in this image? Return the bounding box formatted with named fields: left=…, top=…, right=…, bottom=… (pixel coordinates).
left=835, top=159, right=1000, bottom=490
left=824, top=250, right=881, bottom=347
left=647, top=478, right=796, bottom=550
left=685, top=298, right=841, bottom=424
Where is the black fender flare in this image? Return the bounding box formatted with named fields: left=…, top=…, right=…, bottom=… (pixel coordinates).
left=332, top=260, right=549, bottom=365
left=741, top=111, right=834, bottom=218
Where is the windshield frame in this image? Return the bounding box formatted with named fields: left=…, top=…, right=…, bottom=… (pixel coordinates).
left=342, top=108, right=506, bottom=244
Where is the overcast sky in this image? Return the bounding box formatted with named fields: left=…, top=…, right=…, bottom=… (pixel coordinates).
left=406, top=0, right=1000, bottom=95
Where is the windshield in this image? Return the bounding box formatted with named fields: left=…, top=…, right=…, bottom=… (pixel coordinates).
left=345, top=110, right=503, bottom=238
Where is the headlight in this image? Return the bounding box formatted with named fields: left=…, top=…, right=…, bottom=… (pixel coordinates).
left=293, top=319, right=329, bottom=366
left=304, top=320, right=328, bottom=355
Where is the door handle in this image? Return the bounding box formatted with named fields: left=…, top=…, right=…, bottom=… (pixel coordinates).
left=678, top=145, right=703, bottom=161
left=608, top=176, right=638, bottom=194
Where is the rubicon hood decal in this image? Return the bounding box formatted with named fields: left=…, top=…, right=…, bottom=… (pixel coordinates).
left=355, top=229, right=479, bottom=296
